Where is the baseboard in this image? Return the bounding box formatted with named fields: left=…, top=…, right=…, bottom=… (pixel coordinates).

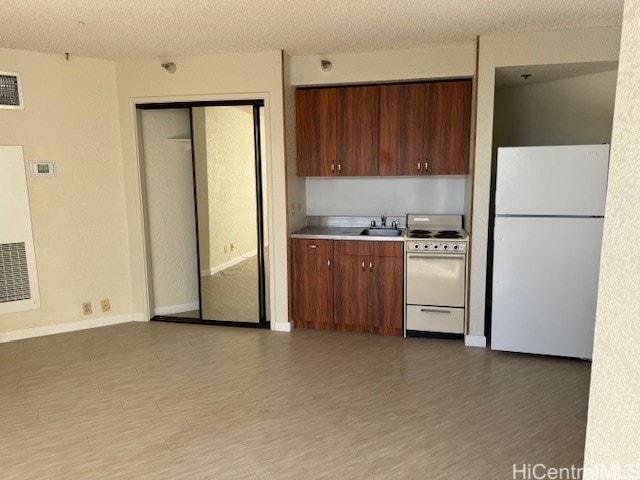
left=273, top=321, right=292, bottom=332
left=132, top=312, right=146, bottom=322
left=153, top=302, right=199, bottom=316
left=0, top=314, right=137, bottom=343
left=465, top=335, right=487, bottom=348
left=202, top=248, right=260, bottom=276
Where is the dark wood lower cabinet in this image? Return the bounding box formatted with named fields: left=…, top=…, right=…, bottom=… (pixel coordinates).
left=291, top=239, right=403, bottom=336
left=333, top=254, right=370, bottom=327
left=290, top=239, right=333, bottom=325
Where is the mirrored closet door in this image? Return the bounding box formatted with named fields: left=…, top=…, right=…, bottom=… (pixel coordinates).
left=138, top=101, right=269, bottom=327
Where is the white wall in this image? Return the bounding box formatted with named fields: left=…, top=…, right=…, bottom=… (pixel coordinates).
left=0, top=48, right=131, bottom=335
left=469, top=26, right=622, bottom=339
left=584, top=0, right=640, bottom=471
left=494, top=70, right=618, bottom=147
left=305, top=177, right=466, bottom=216
left=115, top=50, right=289, bottom=330
left=139, top=109, right=198, bottom=313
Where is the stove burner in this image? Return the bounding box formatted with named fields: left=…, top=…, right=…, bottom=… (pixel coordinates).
left=434, top=230, right=463, bottom=239
left=409, top=229, right=432, bottom=238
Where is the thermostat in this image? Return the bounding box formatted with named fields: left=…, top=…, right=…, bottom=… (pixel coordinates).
left=30, top=161, right=56, bottom=177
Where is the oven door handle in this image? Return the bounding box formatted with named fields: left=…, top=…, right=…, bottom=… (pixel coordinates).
left=407, top=254, right=466, bottom=260
left=420, top=308, right=451, bottom=314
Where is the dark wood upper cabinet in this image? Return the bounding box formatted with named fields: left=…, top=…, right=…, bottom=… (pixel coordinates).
left=378, top=84, right=404, bottom=176
left=295, top=88, right=338, bottom=176
left=297, top=80, right=472, bottom=177
left=425, top=80, right=472, bottom=175
left=337, top=86, right=379, bottom=176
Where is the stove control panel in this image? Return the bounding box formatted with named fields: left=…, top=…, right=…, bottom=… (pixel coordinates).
left=406, top=241, right=466, bottom=253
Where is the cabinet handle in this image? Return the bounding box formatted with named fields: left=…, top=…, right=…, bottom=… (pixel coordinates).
left=425, top=159, right=428, bottom=172
left=417, top=161, right=421, bottom=171
left=338, top=163, right=342, bottom=173
left=361, top=260, right=365, bottom=271
left=331, top=163, right=335, bottom=172
left=327, top=258, right=331, bottom=269
left=308, top=244, right=318, bottom=249
left=369, top=260, right=373, bottom=272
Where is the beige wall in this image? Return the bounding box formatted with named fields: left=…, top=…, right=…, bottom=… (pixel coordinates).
left=204, top=106, right=258, bottom=271
left=584, top=0, right=640, bottom=471
left=114, top=50, right=289, bottom=329
left=469, top=26, right=622, bottom=339
left=494, top=70, right=618, bottom=147
left=290, top=44, right=476, bottom=86
left=139, top=109, right=198, bottom=313
left=283, top=52, right=306, bottom=233
left=0, top=48, right=131, bottom=334
left=192, top=108, right=211, bottom=274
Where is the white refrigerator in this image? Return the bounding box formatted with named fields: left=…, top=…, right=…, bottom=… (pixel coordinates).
left=491, top=145, right=610, bottom=359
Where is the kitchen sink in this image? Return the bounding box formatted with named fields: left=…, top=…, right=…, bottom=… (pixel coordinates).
left=360, top=228, right=403, bottom=237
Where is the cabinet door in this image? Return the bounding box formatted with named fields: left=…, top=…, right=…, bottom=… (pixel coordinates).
left=425, top=80, right=472, bottom=175
left=368, top=246, right=404, bottom=330
left=290, top=239, right=333, bottom=323
left=378, top=84, right=403, bottom=175
left=337, top=86, right=379, bottom=176
left=295, top=88, right=338, bottom=176
left=333, top=254, right=369, bottom=326
left=402, top=83, right=430, bottom=175
left=379, top=83, right=430, bottom=175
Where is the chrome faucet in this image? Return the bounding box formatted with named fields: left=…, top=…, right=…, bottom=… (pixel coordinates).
left=381, top=215, right=386, bottom=228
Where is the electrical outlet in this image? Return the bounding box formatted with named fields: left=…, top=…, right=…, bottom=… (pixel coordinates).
left=230, top=243, right=235, bottom=251
left=82, top=302, right=92, bottom=315
left=101, top=299, right=111, bottom=312
left=224, top=245, right=228, bottom=254
left=290, top=202, right=296, bottom=216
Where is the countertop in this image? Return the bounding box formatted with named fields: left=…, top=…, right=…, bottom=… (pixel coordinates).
left=290, top=226, right=406, bottom=242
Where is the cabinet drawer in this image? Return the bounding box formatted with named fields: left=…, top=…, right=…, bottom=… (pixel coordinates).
left=334, top=240, right=402, bottom=257
left=406, top=306, right=464, bottom=334
left=292, top=238, right=333, bottom=255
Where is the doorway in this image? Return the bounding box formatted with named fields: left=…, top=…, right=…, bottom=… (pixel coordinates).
left=137, top=101, right=269, bottom=328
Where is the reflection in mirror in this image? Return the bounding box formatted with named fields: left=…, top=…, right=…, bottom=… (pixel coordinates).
left=192, top=105, right=268, bottom=323
left=139, top=108, right=200, bottom=320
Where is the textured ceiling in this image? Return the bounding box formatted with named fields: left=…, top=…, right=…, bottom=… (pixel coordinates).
left=0, top=0, right=624, bottom=60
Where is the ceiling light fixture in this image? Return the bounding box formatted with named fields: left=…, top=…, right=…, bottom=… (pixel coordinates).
left=321, top=60, right=332, bottom=72
left=78, top=21, right=85, bottom=28
left=161, top=62, right=177, bottom=74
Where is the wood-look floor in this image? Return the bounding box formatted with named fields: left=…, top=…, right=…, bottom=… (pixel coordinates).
left=0, top=322, right=590, bottom=479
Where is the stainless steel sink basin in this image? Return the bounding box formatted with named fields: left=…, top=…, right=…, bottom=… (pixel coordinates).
left=360, top=228, right=403, bottom=237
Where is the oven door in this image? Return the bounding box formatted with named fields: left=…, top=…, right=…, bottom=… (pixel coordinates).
left=406, top=253, right=465, bottom=307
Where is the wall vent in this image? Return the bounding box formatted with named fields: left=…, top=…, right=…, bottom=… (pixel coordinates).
left=0, top=146, right=40, bottom=314
left=0, top=242, right=31, bottom=303
left=0, top=72, right=24, bottom=109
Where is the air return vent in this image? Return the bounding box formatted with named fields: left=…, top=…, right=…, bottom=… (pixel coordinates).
left=0, top=72, right=23, bottom=109
left=0, top=242, right=31, bottom=303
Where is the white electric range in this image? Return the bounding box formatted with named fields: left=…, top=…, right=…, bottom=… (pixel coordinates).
left=404, top=214, right=469, bottom=337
